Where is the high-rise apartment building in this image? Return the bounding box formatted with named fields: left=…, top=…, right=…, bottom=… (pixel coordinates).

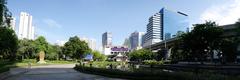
left=142, top=8, right=189, bottom=47
left=102, top=32, right=112, bottom=48
left=129, top=31, right=145, bottom=50
left=18, top=12, right=35, bottom=40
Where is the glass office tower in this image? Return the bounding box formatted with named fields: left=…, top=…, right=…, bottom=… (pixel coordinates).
left=160, top=8, right=189, bottom=40
left=142, top=8, right=189, bottom=47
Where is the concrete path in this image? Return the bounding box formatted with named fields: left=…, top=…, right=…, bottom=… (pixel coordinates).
left=4, top=64, right=124, bottom=80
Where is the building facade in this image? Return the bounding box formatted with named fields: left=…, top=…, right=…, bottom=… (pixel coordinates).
left=161, top=8, right=189, bottom=40
left=142, top=8, right=189, bottom=47
left=18, top=12, right=35, bottom=40
left=102, top=32, right=112, bottom=55
left=104, top=46, right=129, bottom=61
left=102, top=32, right=112, bottom=48
left=142, top=12, right=161, bottom=47
left=129, top=31, right=145, bottom=50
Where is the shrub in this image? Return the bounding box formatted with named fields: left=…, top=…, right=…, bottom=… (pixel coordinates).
left=143, top=60, right=164, bottom=65
left=74, top=64, right=240, bottom=80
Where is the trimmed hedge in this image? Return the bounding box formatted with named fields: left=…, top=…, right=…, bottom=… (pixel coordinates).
left=74, top=64, right=240, bottom=80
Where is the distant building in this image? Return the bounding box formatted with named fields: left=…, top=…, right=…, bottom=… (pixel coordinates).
left=18, top=12, right=35, bottom=40
left=102, top=45, right=130, bottom=61
left=109, top=46, right=129, bottom=62
left=110, top=46, right=129, bottom=55
left=142, top=8, right=189, bottom=47
left=103, top=47, right=111, bottom=55
left=123, top=38, right=131, bottom=48
left=80, top=37, right=96, bottom=50
left=102, top=32, right=112, bottom=48
left=129, top=31, right=145, bottom=50
left=165, top=33, right=171, bottom=40
left=102, top=32, right=112, bottom=55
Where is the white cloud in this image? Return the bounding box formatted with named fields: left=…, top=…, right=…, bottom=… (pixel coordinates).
left=200, top=0, right=240, bottom=25
left=43, top=19, right=62, bottom=28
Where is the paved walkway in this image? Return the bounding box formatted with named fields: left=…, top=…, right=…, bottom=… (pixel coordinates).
left=5, top=64, right=124, bottom=80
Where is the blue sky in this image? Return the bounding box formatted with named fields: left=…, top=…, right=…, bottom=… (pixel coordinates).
left=8, top=0, right=240, bottom=50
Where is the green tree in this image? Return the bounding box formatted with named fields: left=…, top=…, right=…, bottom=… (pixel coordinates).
left=0, top=0, right=12, bottom=26
left=45, top=44, right=61, bottom=60
left=128, top=49, right=154, bottom=61
left=170, top=38, right=186, bottom=62
left=177, top=21, right=224, bottom=63
left=213, top=19, right=240, bottom=63
left=0, top=27, right=18, bottom=60
left=92, top=50, right=106, bottom=61
left=62, top=36, right=90, bottom=60
left=34, top=36, right=48, bottom=54
left=155, top=49, right=167, bottom=61
left=17, top=39, right=36, bottom=59
left=0, top=0, right=17, bottom=60
left=220, top=19, right=240, bottom=63
left=220, top=39, right=237, bottom=63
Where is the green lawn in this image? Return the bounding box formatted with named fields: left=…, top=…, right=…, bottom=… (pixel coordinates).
left=0, top=59, right=76, bottom=73
left=0, top=60, right=16, bottom=73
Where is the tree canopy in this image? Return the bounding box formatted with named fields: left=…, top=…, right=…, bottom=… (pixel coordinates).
left=34, top=36, right=48, bottom=53
left=62, top=36, right=90, bottom=60
left=91, top=50, right=106, bottom=61
left=17, top=39, right=35, bottom=59
left=128, top=49, right=154, bottom=61
left=0, top=27, right=18, bottom=60
left=0, top=0, right=12, bottom=26
left=173, top=21, right=224, bottom=62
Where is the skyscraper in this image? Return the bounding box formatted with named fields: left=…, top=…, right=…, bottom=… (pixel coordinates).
left=102, top=32, right=112, bottom=48
left=142, top=8, right=189, bottom=47
left=18, top=12, right=35, bottom=40
left=129, top=31, right=145, bottom=50
left=102, top=32, right=112, bottom=55
left=142, top=12, right=162, bottom=47
left=161, top=8, right=189, bottom=40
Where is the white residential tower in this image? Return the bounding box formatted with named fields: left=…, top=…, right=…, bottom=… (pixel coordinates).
left=18, top=12, right=35, bottom=40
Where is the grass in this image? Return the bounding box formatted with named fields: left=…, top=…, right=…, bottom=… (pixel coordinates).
left=0, top=59, right=76, bottom=73
left=15, top=59, right=77, bottom=67
left=0, top=60, right=17, bottom=73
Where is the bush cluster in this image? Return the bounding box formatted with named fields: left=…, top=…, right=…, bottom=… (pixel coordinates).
left=74, top=64, right=240, bottom=80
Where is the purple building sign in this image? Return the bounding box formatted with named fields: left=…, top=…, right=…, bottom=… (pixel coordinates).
left=111, top=46, right=129, bottom=52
